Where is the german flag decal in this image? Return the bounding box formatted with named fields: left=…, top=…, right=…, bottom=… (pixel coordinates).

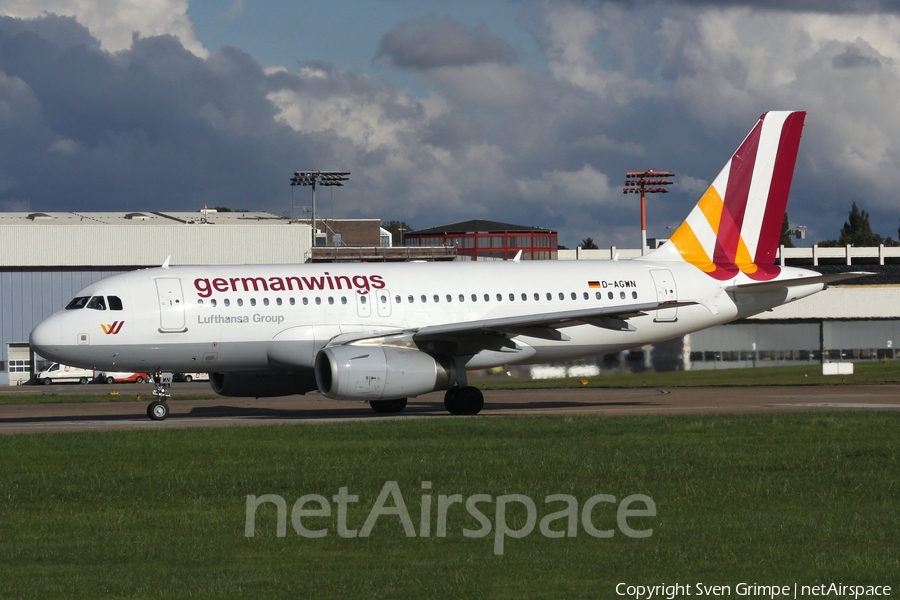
left=588, top=281, right=601, bottom=288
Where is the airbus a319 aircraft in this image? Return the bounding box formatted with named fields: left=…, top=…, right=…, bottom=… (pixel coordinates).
left=30, top=111, right=865, bottom=420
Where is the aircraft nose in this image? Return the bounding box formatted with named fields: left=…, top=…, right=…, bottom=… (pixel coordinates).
left=30, top=316, right=65, bottom=359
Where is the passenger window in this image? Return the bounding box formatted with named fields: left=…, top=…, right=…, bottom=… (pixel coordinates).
left=224, top=299, right=231, bottom=307
left=341, top=297, right=348, bottom=305
left=198, top=299, right=204, bottom=306
left=328, top=297, right=334, bottom=305
left=522, top=293, right=528, bottom=301
left=571, top=292, right=576, bottom=300
left=395, top=295, right=401, bottom=304
left=509, top=293, right=514, bottom=301
left=315, top=297, right=321, bottom=305
left=558, top=292, right=564, bottom=301
left=446, top=294, right=452, bottom=303
left=434, top=295, right=440, bottom=303
left=596, top=292, right=602, bottom=300
left=108, top=296, right=124, bottom=311
left=484, top=294, right=489, bottom=302
left=632, top=291, right=638, bottom=299
left=459, top=294, right=465, bottom=302
left=421, top=295, right=427, bottom=303
left=250, top=298, right=256, bottom=307
left=534, top=293, right=539, bottom=301
left=86, top=296, right=106, bottom=310
left=381, top=295, right=388, bottom=304
left=65, top=296, right=90, bottom=310
left=608, top=292, right=613, bottom=300
left=546, top=293, right=551, bottom=301
left=408, top=295, right=414, bottom=303
left=237, top=298, right=244, bottom=307
left=620, top=291, right=626, bottom=299
left=264, top=298, right=270, bottom=306
left=211, top=299, right=217, bottom=307
left=277, top=298, right=283, bottom=306
left=496, top=294, right=502, bottom=301
left=583, top=292, right=589, bottom=300
left=472, top=294, right=477, bottom=302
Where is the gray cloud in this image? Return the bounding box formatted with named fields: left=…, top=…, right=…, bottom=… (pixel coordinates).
left=3, top=5, right=900, bottom=249
left=833, top=42, right=883, bottom=68
left=376, top=17, right=516, bottom=70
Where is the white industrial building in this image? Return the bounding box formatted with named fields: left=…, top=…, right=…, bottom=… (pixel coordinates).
left=1, top=210, right=312, bottom=384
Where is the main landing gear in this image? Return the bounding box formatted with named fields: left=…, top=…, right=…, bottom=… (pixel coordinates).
left=147, top=371, right=173, bottom=421
left=444, top=385, right=484, bottom=415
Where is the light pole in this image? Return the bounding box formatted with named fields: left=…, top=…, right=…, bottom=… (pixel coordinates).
left=623, top=170, right=673, bottom=255
left=290, top=171, right=350, bottom=246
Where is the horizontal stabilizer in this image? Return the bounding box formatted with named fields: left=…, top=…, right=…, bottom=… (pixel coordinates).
left=725, top=272, right=873, bottom=293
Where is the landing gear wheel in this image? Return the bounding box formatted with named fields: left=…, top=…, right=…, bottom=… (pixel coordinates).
left=147, top=400, right=169, bottom=421
left=444, top=386, right=484, bottom=415
left=370, top=398, right=408, bottom=413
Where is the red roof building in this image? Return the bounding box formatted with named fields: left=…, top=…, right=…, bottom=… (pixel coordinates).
left=404, top=220, right=558, bottom=261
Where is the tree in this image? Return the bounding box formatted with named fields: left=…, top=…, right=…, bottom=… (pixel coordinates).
left=819, top=202, right=885, bottom=247
left=779, top=213, right=795, bottom=248
left=382, top=220, right=413, bottom=246
left=579, top=237, right=599, bottom=250
left=838, top=202, right=883, bottom=246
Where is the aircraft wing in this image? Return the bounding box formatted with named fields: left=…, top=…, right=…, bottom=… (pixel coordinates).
left=413, top=300, right=694, bottom=341
left=326, top=300, right=695, bottom=354
left=725, top=272, right=873, bottom=294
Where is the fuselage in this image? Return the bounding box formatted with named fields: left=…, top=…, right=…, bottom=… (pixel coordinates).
left=29, top=258, right=823, bottom=375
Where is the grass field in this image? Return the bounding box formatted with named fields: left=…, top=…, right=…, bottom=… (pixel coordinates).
left=1, top=413, right=897, bottom=598
left=477, top=361, right=900, bottom=390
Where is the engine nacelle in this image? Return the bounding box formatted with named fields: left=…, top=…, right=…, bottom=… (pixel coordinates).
left=315, top=346, right=453, bottom=400
left=209, top=370, right=318, bottom=398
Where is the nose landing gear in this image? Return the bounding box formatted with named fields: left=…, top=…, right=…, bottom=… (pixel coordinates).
left=147, top=371, right=174, bottom=421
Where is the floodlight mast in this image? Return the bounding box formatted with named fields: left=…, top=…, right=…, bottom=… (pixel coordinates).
left=290, top=171, right=350, bottom=246
left=623, top=170, right=674, bottom=255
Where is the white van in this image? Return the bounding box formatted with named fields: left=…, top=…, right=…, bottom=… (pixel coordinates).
left=36, top=363, right=94, bottom=385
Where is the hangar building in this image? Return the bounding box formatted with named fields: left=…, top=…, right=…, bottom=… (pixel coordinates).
left=1, top=210, right=312, bottom=384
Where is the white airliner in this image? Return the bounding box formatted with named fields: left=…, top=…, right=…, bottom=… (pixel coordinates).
left=30, top=111, right=865, bottom=420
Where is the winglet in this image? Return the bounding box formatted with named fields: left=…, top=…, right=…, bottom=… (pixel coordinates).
left=162, top=256, right=171, bottom=269
left=512, top=250, right=523, bottom=262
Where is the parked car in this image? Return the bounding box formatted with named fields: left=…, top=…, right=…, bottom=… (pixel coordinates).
left=173, top=372, right=210, bottom=383
left=96, top=372, right=150, bottom=384
left=35, top=363, right=94, bottom=385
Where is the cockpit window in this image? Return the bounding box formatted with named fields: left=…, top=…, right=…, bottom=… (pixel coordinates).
left=85, top=296, right=107, bottom=311
left=108, top=296, right=123, bottom=311
left=65, top=296, right=90, bottom=310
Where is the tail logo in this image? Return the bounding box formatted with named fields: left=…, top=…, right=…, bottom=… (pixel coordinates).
left=666, top=111, right=805, bottom=281
left=101, top=321, right=124, bottom=335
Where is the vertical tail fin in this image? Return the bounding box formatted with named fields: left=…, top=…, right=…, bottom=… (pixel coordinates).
left=647, top=111, right=806, bottom=281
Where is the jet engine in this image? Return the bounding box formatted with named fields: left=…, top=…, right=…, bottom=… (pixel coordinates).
left=209, top=370, right=318, bottom=398
left=315, top=346, right=453, bottom=400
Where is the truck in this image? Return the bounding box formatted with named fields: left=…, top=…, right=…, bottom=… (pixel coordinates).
left=35, top=363, right=94, bottom=385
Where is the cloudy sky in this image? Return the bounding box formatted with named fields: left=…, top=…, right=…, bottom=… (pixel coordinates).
left=1, top=0, right=899, bottom=247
